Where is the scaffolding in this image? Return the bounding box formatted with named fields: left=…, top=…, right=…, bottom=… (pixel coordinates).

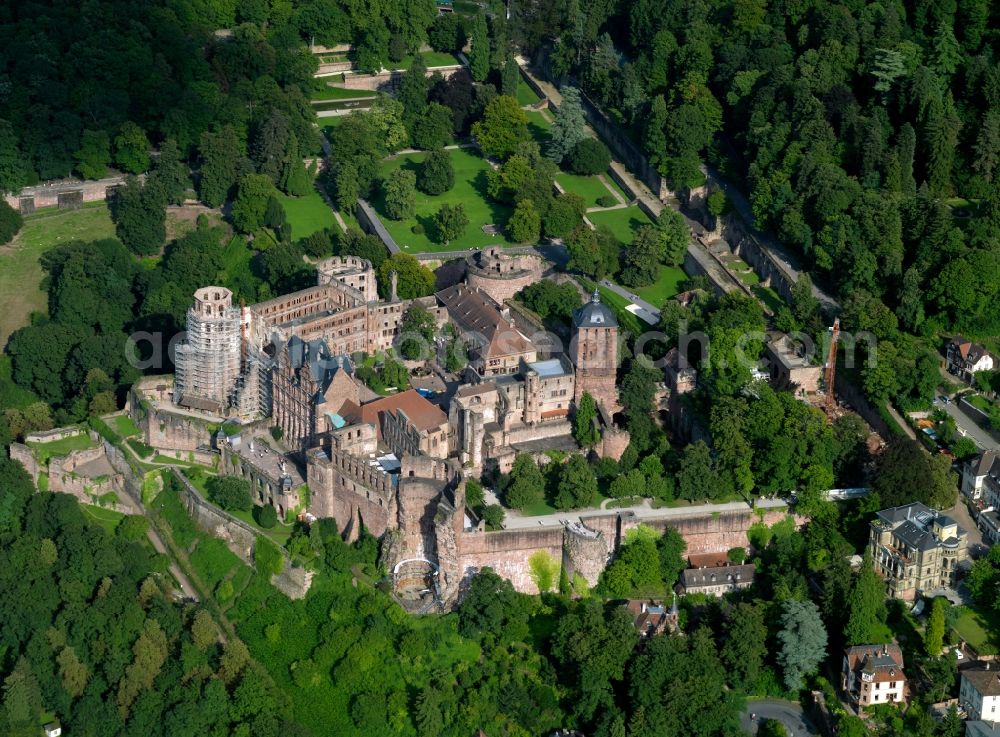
left=174, top=287, right=243, bottom=413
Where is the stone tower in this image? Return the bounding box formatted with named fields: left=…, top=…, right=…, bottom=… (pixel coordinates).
left=571, top=289, right=619, bottom=411
left=173, top=287, right=242, bottom=413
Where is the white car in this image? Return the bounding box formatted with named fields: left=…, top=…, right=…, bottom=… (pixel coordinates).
left=954, top=649, right=964, bottom=660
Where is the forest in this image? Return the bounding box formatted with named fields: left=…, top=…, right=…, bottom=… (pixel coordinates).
left=509, top=0, right=1000, bottom=411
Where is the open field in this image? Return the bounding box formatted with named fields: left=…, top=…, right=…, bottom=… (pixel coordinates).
left=525, top=110, right=552, bottom=146
left=587, top=205, right=652, bottom=243
left=81, top=504, right=126, bottom=534
left=635, top=265, right=687, bottom=307
left=953, top=604, right=1000, bottom=655
left=395, top=50, right=462, bottom=69
left=555, top=171, right=619, bottom=208
left=310, top=83, right=376, bottom=101
left=276, top=187, right=336, bottom=240
left=752, top=284, right=785, bottom=313
left=107, top=414, right=141, bottom=438
left=0, top=203, right=115, bottom=345
left=373, top=148, right=515, bottom=253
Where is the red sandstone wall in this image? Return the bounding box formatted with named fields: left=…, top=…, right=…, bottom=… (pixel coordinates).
left=457, top=527, right=565, bottom=594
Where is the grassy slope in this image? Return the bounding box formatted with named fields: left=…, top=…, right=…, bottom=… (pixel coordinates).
left=373, top=148, right=515, bottom=253
left=555, top=171, right=617, bottom=208
left=635, top=265, right=687, bottom=307
left=0, top=203, right=115, bottom=345
left=517, top=78, right=542, bottom=106
left=587, top=205, right=651, bottom=244
left=277, top=188, right=336, bottom=240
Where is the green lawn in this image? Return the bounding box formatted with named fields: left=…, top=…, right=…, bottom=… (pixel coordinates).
left=635, top=265, right=687, bottom=307
left=968, top=394, right=995, bottom=413
left=310, top=83, right=376, bottom=102
left=276, top=187, right=336, bottom=240
left=587, top=206, right=653, bottom=243
left=517, top=77, right=542, bottom=106
left=752, top=284, right=786, bottom=313
left=953, top=605, right=1000, bottom=655
left=27, top=432, right=98, bottom=463
left=81, top=504, right=126, bottom=535
left=108, top=414, right=141, bottom=439
left=394, top=50, right=461, bottom=69
left=373, top=148, right=515, bottom=253
left=737, top=269, right=761, bottom=286
left=0, top=202, right=115, bottom=345
left=525, top=110, right=552, bottom=146
left=555, top=172, right=618, bottom=208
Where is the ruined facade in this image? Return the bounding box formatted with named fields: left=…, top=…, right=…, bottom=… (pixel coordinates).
left=464, top=247, right=545, bottom=304
left=450, top=357, right=577, bottom=469
left=271, top=337, right=359, bottom=452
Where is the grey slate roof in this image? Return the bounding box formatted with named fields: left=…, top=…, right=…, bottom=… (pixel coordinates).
left=573, top=290, right=617, bottom=328
left=680, top=564, right=755, bottom=588
left=964, top=669, right=1000, bottom=698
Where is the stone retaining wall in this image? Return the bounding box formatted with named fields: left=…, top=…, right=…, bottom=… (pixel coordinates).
left=457, top=526, right=565, bottom=594
left=171, top=469, right=311, bottom=599
left=4, top=175, right=133, bottom=213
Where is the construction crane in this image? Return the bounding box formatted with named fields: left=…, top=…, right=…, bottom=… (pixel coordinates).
left=824, top=318, right=840, bottom=415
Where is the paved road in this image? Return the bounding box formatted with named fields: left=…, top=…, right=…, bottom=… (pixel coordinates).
left=933, top=397, right=999, bottom=452
left=600, top=279, right=660, bottom=323
left=741, top=699, right=819, bottom=737
left=945, top=498, right=984, bottom=549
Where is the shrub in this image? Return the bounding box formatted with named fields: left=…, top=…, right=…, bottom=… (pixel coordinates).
left=0, top=200, right=24, bottom=246
left=206, top=476, right=253, bottom=512
left=216, top=579, right=235, bottom=602
left=411, top=223, right=425, bottom=234
left=254, top=537, right=285, bottom=577
left=597, top=194, right=617, bottom=208
left=255, top=504, right=278, bottom=529
left=568, top=138, right=612, bottom=175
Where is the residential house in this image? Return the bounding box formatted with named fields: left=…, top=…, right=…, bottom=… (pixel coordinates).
left=842, top=644, right=906, bottom=709
left=624, top=597, right=678, bottom=638
left=868, top=502, right=969, bottom=600
left=962, top=666, right=1000, bottom=722
left=963, top=451, right=1000, bottom=504
left=678, top=563, right=755, bottom=597
left=967, top=722, right=1000, bottom=737
left=947, top=336, right=996, bottom=382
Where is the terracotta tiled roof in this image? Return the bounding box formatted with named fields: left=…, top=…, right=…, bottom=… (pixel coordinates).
left=844, top=645, right=905, bottom=684
left=351, top=389, right=448, bottom=432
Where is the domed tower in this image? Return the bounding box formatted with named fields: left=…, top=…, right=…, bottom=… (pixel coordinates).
left=570, top=289, right=619, bottom=411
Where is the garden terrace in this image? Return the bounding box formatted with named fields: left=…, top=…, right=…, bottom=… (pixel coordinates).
left=373, top=148, right=516, bottom=253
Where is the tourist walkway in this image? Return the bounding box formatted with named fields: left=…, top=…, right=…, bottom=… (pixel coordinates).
left=499, top=496, right=788, bottom=531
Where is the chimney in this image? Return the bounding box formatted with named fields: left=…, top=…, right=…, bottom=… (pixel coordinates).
left=390, top=270, right=398, bottom=302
